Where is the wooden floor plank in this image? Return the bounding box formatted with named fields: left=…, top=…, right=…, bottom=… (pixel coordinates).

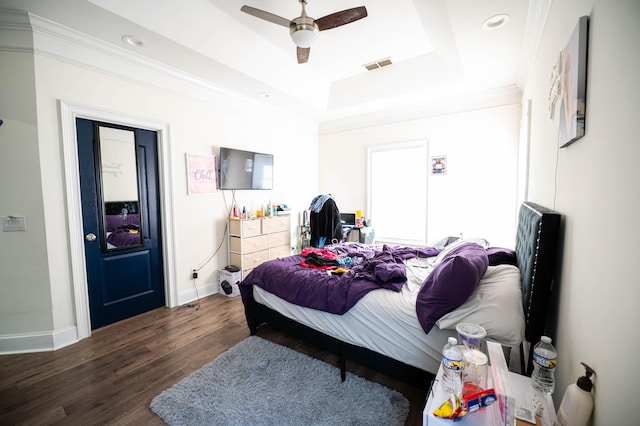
left=0, top=294, right=426, bottom=425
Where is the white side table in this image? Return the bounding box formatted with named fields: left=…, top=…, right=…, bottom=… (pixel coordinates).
left=423, top=364, right=556, bottom=426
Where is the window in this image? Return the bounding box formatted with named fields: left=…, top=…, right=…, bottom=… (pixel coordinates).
left=368, top=141, right=428, bottom=245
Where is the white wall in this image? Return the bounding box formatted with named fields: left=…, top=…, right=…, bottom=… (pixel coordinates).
left=0, top=17, right=319, bottom=351
left=523, top=0, right=639, bottom=423
left=0, top=51, right=54, bottom=336
left=319, top=105, right=521, bottom=248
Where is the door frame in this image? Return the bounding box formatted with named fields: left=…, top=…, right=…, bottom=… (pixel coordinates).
left=60, top=100, right=177, bottom=339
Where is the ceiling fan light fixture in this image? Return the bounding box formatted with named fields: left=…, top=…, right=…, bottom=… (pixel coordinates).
left=241, top=1, right=368, bottom=63
left=290, top=18, right=319, bottom=48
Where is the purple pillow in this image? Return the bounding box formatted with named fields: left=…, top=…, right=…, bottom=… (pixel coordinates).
left=416, top=243, right=488, bottom=334
left=486, top=247, right=517, bottom=266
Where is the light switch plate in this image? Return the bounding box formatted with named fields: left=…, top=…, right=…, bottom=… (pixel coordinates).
left=2, top=216, right=27, bottom=231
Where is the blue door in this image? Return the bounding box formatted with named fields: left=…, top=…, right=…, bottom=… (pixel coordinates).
left=76, top=118, right=165, bottom=330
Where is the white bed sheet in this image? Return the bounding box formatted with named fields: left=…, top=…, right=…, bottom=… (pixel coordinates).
left=253, top=259, right=457, bottom=375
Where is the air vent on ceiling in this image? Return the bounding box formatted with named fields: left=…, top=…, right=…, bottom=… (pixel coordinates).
left=363, top=57, right=392, bottom=71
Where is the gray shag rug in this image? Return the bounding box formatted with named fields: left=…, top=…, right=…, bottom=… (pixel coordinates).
left=150, top=336, right=409, bottom=425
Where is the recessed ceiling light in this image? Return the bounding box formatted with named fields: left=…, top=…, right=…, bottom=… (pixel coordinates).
left=482, top=14, right=510, bottom=30
left=122, top=35, right=144, bottom=47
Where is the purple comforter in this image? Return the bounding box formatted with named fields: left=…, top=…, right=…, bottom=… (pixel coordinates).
left=239, top=243, right=439, bottom=315
left=107, top=226, right=141, bottom=247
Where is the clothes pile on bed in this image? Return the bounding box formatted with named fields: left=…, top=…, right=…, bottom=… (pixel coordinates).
left=245, top=244, right=437, bottom=314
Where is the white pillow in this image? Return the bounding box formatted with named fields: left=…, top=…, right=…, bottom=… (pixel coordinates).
left=435, top=264, right=524, bottom=346
left=433, top=237, right=490, bottom=265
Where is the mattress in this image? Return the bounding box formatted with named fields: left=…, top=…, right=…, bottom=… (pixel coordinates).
left=253, top=258, right=458, bottom=374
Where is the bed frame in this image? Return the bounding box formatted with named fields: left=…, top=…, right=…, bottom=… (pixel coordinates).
left=242, top=202, right=560, bottom=390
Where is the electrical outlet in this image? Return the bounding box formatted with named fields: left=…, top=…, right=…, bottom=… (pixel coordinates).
left=192, top=270, right=198, bottom=279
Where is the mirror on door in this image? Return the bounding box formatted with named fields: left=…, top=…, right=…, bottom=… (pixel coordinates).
left=97, top=125, right=143, bottom=250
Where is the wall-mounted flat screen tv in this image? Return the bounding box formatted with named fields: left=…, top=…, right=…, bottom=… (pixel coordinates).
left=219, top=147, right=274, bottom=190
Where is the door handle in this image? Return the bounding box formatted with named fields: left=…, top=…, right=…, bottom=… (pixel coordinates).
left=85, top=233, right=97, bottom=242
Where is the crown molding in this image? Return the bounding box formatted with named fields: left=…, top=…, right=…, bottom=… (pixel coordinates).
left=0, top=8, right=34, bottom=52
left=25, top=12, right=244, bottom=104
left=0, top=9, right=305, bottom=120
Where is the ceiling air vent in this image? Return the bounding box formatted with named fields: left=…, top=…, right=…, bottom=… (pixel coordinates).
left=363, top=57, right=392, bottom=71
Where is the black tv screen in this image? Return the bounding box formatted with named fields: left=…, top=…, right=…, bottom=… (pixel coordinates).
left=219, top=147, right=273, bottom=190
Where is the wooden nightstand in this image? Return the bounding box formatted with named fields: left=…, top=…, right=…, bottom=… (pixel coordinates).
left=423, top=363, right=556, bottom=426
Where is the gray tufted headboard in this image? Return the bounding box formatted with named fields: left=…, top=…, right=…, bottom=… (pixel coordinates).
left=515, top=202, right=561, bottom=374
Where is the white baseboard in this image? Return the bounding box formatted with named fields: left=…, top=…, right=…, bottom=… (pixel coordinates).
left=0, top=326, right=78, bottom=354
left=177, top=281, right=219, bottom=306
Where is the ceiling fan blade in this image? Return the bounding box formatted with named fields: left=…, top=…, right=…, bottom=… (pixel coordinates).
left=315, top=6, right=367, bottom=31
left=240, top=5, right=291, bottom=27
left=297, top=47, right=310, bottom=64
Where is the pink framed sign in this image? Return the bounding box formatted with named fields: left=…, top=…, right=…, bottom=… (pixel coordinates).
left=186, top=154, right=217, bottom=195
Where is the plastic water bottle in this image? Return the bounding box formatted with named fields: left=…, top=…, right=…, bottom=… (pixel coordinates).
left=531, top=336, right=557, bottom=394
left=441, top=337, right=463, bottom=396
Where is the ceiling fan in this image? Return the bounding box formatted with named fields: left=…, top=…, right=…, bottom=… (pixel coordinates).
left=240, top=0, right=368, bottom=64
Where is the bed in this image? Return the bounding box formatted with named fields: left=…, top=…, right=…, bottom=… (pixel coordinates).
left=238, top=202, right=560, bottom=390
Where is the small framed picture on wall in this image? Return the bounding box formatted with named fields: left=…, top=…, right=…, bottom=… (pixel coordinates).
left=186, top=153, right=217, bottom=195
left=431, top=156, right=447, bottom=175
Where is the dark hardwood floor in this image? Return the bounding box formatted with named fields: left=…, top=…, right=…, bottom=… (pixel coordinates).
left=0, top=294, right=428, bottom=425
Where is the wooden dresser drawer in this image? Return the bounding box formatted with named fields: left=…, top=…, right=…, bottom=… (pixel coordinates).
left=230, top=250, right=269, bottom=271
left=229, top=218, right=262, bottom=237
left=269, top=244, right=291, bottom=260
left=269, top=231, right=290, bottom=248
left=262, top=215, right=290, bottom=234
left=229, top=234, right=268, bottom=254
